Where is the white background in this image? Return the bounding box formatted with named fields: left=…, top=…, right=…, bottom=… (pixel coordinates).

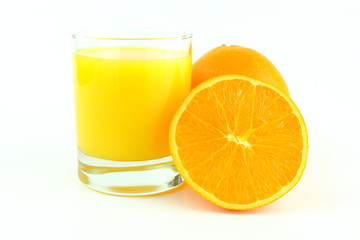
left=1, top=0, right=360, bottom=239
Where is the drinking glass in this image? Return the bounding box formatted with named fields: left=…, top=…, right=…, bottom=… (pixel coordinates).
left=72, top=28, right=192, bottom=195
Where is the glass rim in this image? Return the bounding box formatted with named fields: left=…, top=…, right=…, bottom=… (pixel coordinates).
left=72, top=27, right=193, bottom=40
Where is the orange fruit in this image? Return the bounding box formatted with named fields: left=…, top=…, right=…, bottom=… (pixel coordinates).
left=169, top=75, right=308, bottom=210
left=192, top=45, right=290, bottom=95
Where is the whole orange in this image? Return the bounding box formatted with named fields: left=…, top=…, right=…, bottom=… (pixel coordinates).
left=192, top=45, right=289, bottom=95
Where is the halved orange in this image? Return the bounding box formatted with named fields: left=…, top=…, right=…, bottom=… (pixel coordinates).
left=169, top=74, right=308, bottom=210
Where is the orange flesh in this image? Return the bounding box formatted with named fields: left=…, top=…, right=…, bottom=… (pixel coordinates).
left=174, top=79, right=304, bottom=205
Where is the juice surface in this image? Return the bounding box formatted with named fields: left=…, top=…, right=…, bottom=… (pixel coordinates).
left=74, top=47, right=191, bottom=161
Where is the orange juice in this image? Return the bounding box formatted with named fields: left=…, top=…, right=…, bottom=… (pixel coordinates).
left=74, top=47, right=191, bottom=161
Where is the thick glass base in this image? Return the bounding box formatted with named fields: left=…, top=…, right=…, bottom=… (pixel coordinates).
left=78, top=151, right=184, bottom=196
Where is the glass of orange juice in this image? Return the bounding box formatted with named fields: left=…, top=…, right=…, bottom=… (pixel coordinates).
left=72, top=28, right=192, bottom=195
